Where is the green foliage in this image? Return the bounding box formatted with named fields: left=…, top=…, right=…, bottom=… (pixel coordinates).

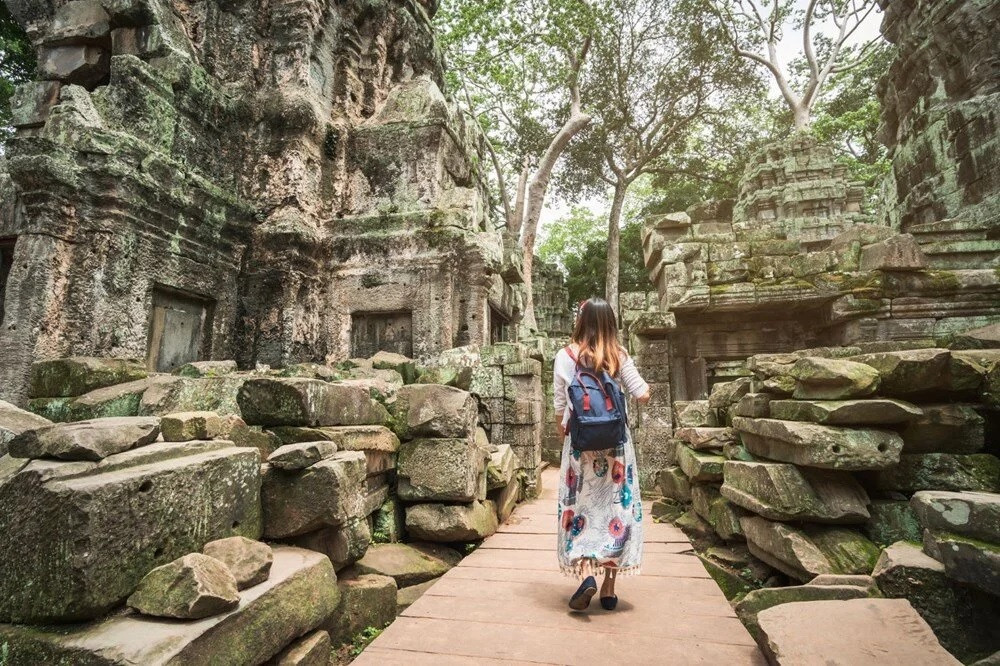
left=349, top=626, right=385, bottom=657
left=0, top=3, right=34, bottom=145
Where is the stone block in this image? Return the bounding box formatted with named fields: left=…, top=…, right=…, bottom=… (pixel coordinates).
left=674, top=426, right=737, bottom=450
left=486, top=444, right=515, bottom=490
left=469, top=365, right=504, bottom=398
left=261, top=451, right=366, bottom=539
left=479, top=343, right=526, bottom=367
left=673, top=400, right=718, bottom=427
left=172, top=360, right=239, bottom=378
left=392, top=384, right=477, bottom=438
left=397, top=436, right=487, bottom=502
left=0, top=547, right=338, bottom=664
left=860, top=234, right=928, bottom=271
left=128, top=553, right=240, bottom=619
left=161, top=411, right=225, bottom=441
left=788, top=357, right=880, bottom=400
left=923, top=531, right=1000, bottom=598
left=371, top=350, right=419, bottom=384
left=405, top=500, right=499, bottom=542
left=691, top=483, right=744, bottom=540
left=0, top=441, right=261, bottom=623
left=872, top=454, right=1000, bottom=493
left=354, top=543, right=461, bottom=588
left=30, top=357, right=147, bottom=398
left=708, top=377, right=751, bottom=408
left=47, top=0, right=110, bottom=43
left=489, top=476, right=520, bottom=522
left=10, top=81, right=60, bottom=128
left=901, top=404, right=985, bottom=453
left=851, top=348, right=952, bottom=395
left=740, top=516, right=880, bottom=582
left=769, top=398, right=921, bottom=425
left=271, top=630, right=331, bottom=666
left=0, top=399, right=52, bottom=456
left=657, top=466, right=692, bottom=501
left=269, top=424, right=399, bottom=452
left=755, top=599, right=961, bottom=666
left=863, top=500, right=922, bottom=548
left=733, top=393, right=770, bottom=418
left=910, top=490, right=1000, bottom=543
left=735, top=582, right=876, bottom=644
left=290, top=518, right=372, bottom=571
left=721, top=461, right=870, bottom=524
left=324, top=573, right=397, bottom=646
left=676, top=444, right=725, bottom=482
left=733, top=417, right=903, bottom=471
left=873, top=541, right=1000, bottom=663
left=203, top=537, right=274, bottom=589
left=238, top=378, right=389, bottom=427
left=267, top=441, right=338, bottom=470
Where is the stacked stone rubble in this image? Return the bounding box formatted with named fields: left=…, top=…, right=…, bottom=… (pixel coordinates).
left=471, top=342, right=545, bottom=499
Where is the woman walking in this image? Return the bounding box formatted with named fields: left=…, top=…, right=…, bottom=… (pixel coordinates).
left=553, top=297, right=651, bottom=611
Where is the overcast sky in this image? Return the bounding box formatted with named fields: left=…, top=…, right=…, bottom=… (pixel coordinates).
left=537, top=0, right=885, bottom=237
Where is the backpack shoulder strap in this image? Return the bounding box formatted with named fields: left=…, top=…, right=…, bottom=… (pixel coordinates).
left=564, top=345, right=578, bottom=363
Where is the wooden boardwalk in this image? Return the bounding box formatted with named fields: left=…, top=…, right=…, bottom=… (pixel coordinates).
left=354, top=468, right=765, bottom=665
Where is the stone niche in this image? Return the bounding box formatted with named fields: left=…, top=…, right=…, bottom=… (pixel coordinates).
left=0, top=0, right=513, bottom=405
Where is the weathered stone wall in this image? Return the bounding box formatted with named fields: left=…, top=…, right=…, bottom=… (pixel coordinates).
left=0, top=0, right=509, bottom=405
left=878, top=0, right=1000, bottom=262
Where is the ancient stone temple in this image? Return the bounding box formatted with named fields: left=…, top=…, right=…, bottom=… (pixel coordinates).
left=634, top=0, right=1000, bottom=662
left=0, top=0, right=517, bottom=405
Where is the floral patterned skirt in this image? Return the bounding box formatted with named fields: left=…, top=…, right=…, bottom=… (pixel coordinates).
left=557, top=432, right=643, bottom=578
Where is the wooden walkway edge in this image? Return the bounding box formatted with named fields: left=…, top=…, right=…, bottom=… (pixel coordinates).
left=353, top=468, right=765, bottom=665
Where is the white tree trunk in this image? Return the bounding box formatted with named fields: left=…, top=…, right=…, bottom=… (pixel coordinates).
left=604, top=180, right=628, bottom=316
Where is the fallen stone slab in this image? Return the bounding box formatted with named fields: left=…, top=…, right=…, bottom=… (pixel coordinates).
left=708, top=377, right=751, bottom=408
left=203, top=537, right=273, bottom=589
left=489, top=476, right=520, bottom=522
left=901, top=404, right=985, bottom=454
left=733, top=393, right=770, bottom=418
left=269, top=424, right=400, bottom=452
left=740, top=515, right=880, bottom=582
left=138, top=375, right=248, bottom=418
left=0, top=547, right=338, bottom=664
left=733, top=417, right=902, bottom=471
left=160, top=411, right=225, bottom=442
left=172, top=360, right=239, bottom=378
left=0, top=441, right=261, bottom=623
left=354, top=542, right=461, bottom=588
left=128, top=553, right=240, bottom=619
left=406, top=500, right=499, bottom=542
left=755, top=598, right=961, bottom=665
left=0, top=399, right=51, bottom=455
left=735, top=581, right=877, bottom=643
left=872, top=454, right=1000, bottom=493
left=722, top=461, right=870, bottom=524
left=873, top=541, right=1000, bottom=662
left=267, top=441, right=338, bottom=470
left=863, top=500, right=922, bottom=548
left=324, top=573, right=397, bottom=645
left=676, top=444, right=725, bottom=482
left=396, top=577, right=439, bottom=614
left=271, top=630, right=331, bottom=666
left=675, top=427, right=738, bottom=450
left=35, top=376, right=178, bottom=422
left=397, top=436, right=488, bottom=502
left=487, top=444, right=515, bottom=490
left=8, top=416, right=161, bottom=461
left=289, top=518, right=372, bottom=571
left=673, top=400, right=718, bottom=427
left=658, top=465, right=692, bottom=501
left=392, top=384, right=477, bottom=438
left=30, top=356, right=147, bottom=398
left=924, top=530, right=1000, bottom=597
left=769, top=398, right=920, bottom=425
left=910, top=490, right=1000, bottom=543
left=371, top=350, right=419, bottom=383
left=261, top=451, right=366, bottom=539
left=851, top=348, right=952, bottom=396
left=238, top=378, right=389, bottom=427
left=788, top=357, right=880, bottom=400
left=691, top=483, right=744, bottom=540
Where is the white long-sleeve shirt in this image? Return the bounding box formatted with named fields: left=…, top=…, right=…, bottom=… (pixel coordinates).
left=553, top=345, right=650, bottom=426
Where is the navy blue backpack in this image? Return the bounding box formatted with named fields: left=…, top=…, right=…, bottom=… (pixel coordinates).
left=565, top=347, right=629, bottom=452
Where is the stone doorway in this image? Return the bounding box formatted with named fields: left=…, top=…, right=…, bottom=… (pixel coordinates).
left=146, top=286, right=214, bottom=372
left=0, top=237, right=14, bottom=326
left=489, top=306, right=509, bottom=344
left=351, top=311, right=413, bottom=358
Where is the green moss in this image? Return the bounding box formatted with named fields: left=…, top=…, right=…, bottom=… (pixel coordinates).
left=926, top=270, right=961, bottom=292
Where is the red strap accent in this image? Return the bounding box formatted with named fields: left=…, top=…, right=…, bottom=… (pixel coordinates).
left=565, top=346, right=578, bottom=363
left=582, top=393, right=591, bottom=411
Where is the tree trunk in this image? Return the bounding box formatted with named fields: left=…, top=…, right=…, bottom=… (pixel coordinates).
left=604, top=179, right=628, bottom=316
left=792, top=103, right=811, bottom=130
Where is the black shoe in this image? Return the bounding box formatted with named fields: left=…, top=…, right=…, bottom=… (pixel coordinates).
left=600, top=595, right=618, bottom=611
left=568, top=576, right=598, bottom=611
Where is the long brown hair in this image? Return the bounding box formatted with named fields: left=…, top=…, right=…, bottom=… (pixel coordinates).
left=571, top=297, right=624, bottom=376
